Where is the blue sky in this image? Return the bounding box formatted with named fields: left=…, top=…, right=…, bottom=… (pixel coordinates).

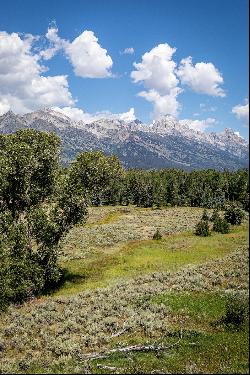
left=0, top=0, right=249, bottom=137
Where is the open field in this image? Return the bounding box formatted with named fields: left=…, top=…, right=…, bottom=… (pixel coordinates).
left=0, top=206, right=249, bottom=374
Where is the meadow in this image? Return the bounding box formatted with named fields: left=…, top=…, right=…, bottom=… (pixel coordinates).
left=0, top=206, right=249, bottom=374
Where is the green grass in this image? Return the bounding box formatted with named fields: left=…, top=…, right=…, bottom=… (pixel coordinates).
left=89, top=329, right=249, bottom=374
left=152, top=291, right=227, bottom=323
left=55, top=222, right=248, bottom=296
left=87, top=211, right=123, bottom=226
left=88, top=291, right=249, bottom=374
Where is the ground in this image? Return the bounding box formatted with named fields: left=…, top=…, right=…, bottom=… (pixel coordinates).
left=0, top=206, right=249, bottom=374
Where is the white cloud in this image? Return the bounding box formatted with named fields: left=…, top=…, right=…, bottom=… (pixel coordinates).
left=138, top=88, right=181, bottom=119
left=40, top=27, right=113, bottom=78
left=232, top=100, right=249, bottom=126
left=52, top=106, right=87, bottom=122
left=53, top=106, right=136, bottom=123
left=180, top=117, right=216, bottom=132
left=131, top=43, right=182, bottom=118
left=40, top=26, right=65, bottom=60
left=119, top=107, right=136, bottom=121
left=199, top=103, right=217, bottom=112
left=177, top=56, right=225, bottom=97
left=131, top=43, right=178, bottom=95
left=0, top=31, right=73, bottom=114
left=121, top=47, right=134, bottom=55
left=0, top=98, right=10, bottom=115
left=234, top=131, right=243, bottom=138
left=64, top=30, right=113, bottom=78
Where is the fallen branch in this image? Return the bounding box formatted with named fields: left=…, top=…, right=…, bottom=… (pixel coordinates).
left=80, top=337, right=182, bottom=362
left=96, top=364, right=124, bottom=371
left=111, top=328, right=128, bottom=338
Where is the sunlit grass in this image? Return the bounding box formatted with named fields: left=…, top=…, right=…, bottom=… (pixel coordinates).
left=55, top=222, right=248, bottom=296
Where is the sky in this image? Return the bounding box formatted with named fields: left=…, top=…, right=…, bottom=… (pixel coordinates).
left=0, top=0, right=249, bottom=137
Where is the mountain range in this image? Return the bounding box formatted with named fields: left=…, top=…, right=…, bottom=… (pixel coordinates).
left=0, top=108, right=248, bottom=170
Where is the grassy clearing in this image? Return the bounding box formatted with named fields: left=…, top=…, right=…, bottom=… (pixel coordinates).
left=59, top=206, right=205, bottom=261
left=56, top=222, right=248, bottom=296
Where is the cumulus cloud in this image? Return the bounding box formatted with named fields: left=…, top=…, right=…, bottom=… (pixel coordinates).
left=40, top=26, right=113, bottom=79
left=177, top=56, right=225, bottom=97
left=119, top=107, right=136, bottom=121
left=52, top=106, right=136, bottom=123
left=0, top=31, right=73, bottom=114
left=138, top=89, right=181, bottom=119
left=131, top=43, right=182, bottom=118
left=179, top=117, right=216, bottom=132
left=131, top=43, right=178, bottom=95
left=232, top=100, right=249, bottom=126
left=121, top=47, right=134, bottom=55
left=234, top=131, right=243, bottom=138
left=40, top=26, right=65, bottom=60
left=0, top=98, right=10, bottom=115
left=64, top=30, right=113, bottom=78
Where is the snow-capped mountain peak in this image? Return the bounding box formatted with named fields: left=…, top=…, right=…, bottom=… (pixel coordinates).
left=0, top=108, right=248, bottom=170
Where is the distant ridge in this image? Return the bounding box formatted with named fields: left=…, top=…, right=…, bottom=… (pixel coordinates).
left=0, top=109, right=248, bottom=170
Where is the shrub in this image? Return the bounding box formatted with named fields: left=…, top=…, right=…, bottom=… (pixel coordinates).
left=213, top=217, right=230, bottom=234
left=153, top=229, right=162, bottom=240
left=201, top=209, right=210, bottom=221
left=194, top=220, right=211, bottom=237
left=210, top=209, right=220, bottom=222
left=224, top=203, right=245, bottom=225
left=222, top=293, right=249, bottom=327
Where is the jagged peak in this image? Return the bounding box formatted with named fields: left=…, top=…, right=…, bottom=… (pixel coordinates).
left=1, top=110, right=16, bottom=117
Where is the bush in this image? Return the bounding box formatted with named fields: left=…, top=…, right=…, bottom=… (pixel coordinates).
left=224, top=203, right=245, bottom=225
left=222, top=293, right=249, bottom=327
left=194, top=220, right=211, bottom=237
left=213, top=217, right=230, bottom=234
left=201, top=209, right=210, bottom=221
left=210, top=209, right=220, bottom=222
left=153, top=229, right=162, bottom=240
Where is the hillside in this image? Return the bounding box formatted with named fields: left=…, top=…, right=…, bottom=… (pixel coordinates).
left=0, top=109, right=248, bottom=170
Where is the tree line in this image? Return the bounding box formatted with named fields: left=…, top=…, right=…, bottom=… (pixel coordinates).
left=0, top=130, right=248, bottom=309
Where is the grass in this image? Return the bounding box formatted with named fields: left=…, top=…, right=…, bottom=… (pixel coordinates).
left=55, top=221, right=248, bottom=296
left=152, top=291, right=227, bottom=323
left=0, top=206, right=248, bottom=374
left=88, top=291, right=249, bottom=374
left=89, top=329, right=249, bottom=374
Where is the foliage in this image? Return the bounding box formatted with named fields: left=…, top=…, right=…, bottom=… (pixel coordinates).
left=210, top=209, right=220, bottom=222
left=152, top=229, right=162, bottom=240
left=0, top=130, right=87, bottom=309
left=69, top=151, right=124, bottom=205
left=201, top=209, right=210, bottom=221
left=213, top=217, right=230, bottom=234
left=118, top=168, right=249, bottom=210
left=194, top=219, right=211, bottom=237
left=222, top=292, right=249, bottom=327
left=224, top=202, right=245, bottom=225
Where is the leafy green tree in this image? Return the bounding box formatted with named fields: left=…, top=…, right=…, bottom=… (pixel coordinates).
left=69, top=151, right=124, bottom=205
left=0, top=130, right=87, bottom=309
left=224, top=203, right=245, bottom=225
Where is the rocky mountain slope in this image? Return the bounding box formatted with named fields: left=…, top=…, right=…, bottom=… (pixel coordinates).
left=0, top=109, right=248, bottom=170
